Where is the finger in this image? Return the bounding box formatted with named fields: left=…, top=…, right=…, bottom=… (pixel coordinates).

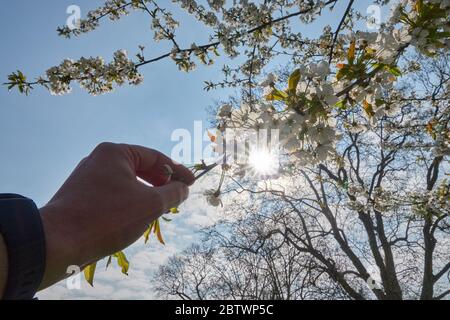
left=146, top=181, right=189, bottom=215
left=121, top=144, right=195, bottom=186
left=74, top=157, right=88, bottom=171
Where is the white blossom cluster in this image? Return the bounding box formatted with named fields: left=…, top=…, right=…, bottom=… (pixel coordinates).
left=45, top=50, right=143, bottom=95
left=347, top=184, right=370, bottom=212
left=8, top=0, right=448, bottom=283
left=151, top=11, right=179, bottom=42
left=58, top=0, right=180, bottom=46
left=204, top=188, right=223, bottom=207
left=57, top=0, right=141, bottom=38
left=171, top=0, right=330, bottom=70
left=371, top=187, right=399, bottom=214
left=412, top=180, right=449, bottom=217
left=388, top=0, right=450, bottom=55
left=202, top=0, right=450, bottom=206
left=345, top=185, right=400, bottom=214
left=431, top=122, right=450, bottom=157
left=9, top=0, right=448, bottom=98
left=214, top=60, right=340, bottom=173
left=209, top=5, right=447, bottom=173
left=213, top=60, right=367, bottom=168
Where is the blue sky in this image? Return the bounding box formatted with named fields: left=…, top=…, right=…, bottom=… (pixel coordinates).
left=0, top=0, right=234, bottom=299
left=0, top=1, right=381, bottom=204
left=0, top=0, right=388, bottom=299
left=0, top=0, right=233, bottom=206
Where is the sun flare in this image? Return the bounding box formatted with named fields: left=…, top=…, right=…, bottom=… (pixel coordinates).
left=248, top=149, right=279, bottom=176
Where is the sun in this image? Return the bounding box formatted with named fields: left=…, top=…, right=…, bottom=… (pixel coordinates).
left=248, top=148, right=279, bottom=176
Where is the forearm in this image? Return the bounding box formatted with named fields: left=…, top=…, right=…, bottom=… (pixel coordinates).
left=0, top=234, right=7, bottom=298
left=0, top=143, right=193, bottom=297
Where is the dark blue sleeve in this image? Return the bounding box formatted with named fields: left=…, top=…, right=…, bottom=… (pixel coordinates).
left=0, top=194, right=46, bottom=300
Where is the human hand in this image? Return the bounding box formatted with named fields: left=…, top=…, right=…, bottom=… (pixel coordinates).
left=38, top=143, right=194, bottom=289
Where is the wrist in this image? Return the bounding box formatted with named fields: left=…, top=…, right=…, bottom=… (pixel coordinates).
left=39, top=204, right=83, bottom=290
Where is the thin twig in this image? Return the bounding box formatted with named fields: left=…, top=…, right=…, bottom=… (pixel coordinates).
left=328, top=0, right=354, bottom=65
left=136, top=0, right=338, bottom=68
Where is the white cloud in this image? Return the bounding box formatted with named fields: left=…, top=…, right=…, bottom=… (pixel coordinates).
left=38, top=176, right=226, bottom=300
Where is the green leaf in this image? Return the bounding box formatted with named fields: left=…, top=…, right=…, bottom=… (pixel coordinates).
left=154, top=219, right=165, bottom=245
left=211, top=47, right=220, bottom=57
left=386, top=65, right=402, bottom=77
left=265, top=88, right=288, bottom=101
left=375, top=98, right=386, bottom=107
left=335, top=100, right=347, bottom=109
left=5, top=70, right=32, bottom=95
left=84, top=262, right=97, bottom=287
left=336, top=69, right=345, bottom=81
left=348, top=40, right=356, bottom=64
left=144, top=221, right=155, bottom=244
left=288, top=69, right=301, bottom=93
left=363, top=100, right=375, bottom=118
left=415, top=0, right=423, bottom=13
left=17, top=70, right=26, bottom=82
left=113, top=251, right=130, bottom=275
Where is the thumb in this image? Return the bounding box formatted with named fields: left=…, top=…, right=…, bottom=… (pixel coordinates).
left=150, top=181, right=189, bottom=215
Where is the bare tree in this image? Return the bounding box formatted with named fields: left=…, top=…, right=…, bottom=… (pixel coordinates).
left=156, top=52, right=449, bottom=300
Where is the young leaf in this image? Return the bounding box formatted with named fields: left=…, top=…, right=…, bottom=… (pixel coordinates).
left=17, top=70, right=26, bottom=82
left=348, top=40, right=356, bottom=64
left=426, top=121, right=437, bottom=140
left=288, top=69, right=301, bottom=93
left=170, top=207, right=180, bottom=214
left=415, top=0, right=423, bottom=13
left=426, top=121, right=433, bottom=134
left=363, top=100, right=375, bottom=118
left=114, top=251, right=130, bottom=275
left=154, top=219, right=165, bottom=245
left=207, top=131, right=216, bottom=143
left=336, top=69, right=346, bottom=81
left=265, top=88, right=288, bottom=101
left=144, top=221, right=155, bottom=244
left=335, top=100, right=347, bottom=109
left=84, top=262, right=97, bottom=287
left=386, top=65, right=402, bottom=77
left=365, top=47, right=376, bottom=55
